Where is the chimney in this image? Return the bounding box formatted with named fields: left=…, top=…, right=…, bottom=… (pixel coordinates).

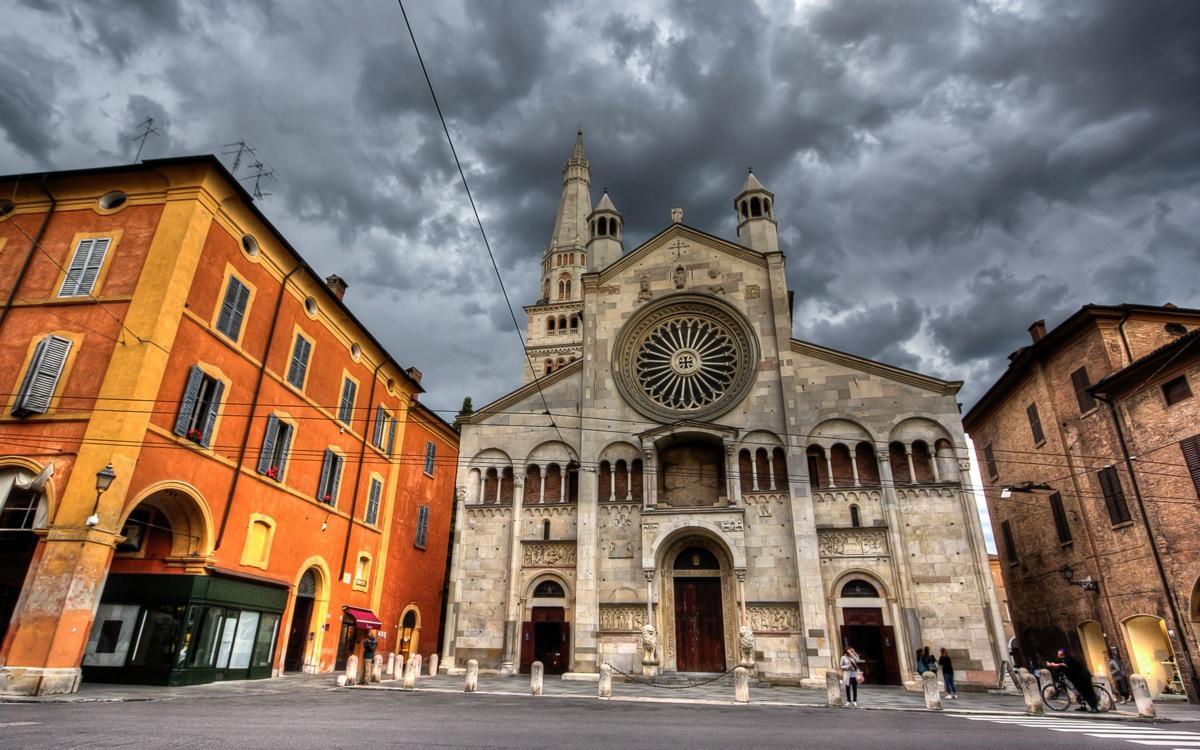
left=405, top=367, right=423, bottom=384
left=325, top=274, right=347, bottom=300
left=1028, top=319, right=1047, bottom=343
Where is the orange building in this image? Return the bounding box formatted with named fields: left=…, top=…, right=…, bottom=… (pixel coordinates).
left=0, top=156, right=458, bottom=695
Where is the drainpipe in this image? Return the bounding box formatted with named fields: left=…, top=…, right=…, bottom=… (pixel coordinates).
left=0, top=176, right=56, bottom=338
left=1094, top=391, right=1200, bottom=703
left=214, top=264, right=303, bottom=550
left=1116, top=309, right=1134, bottom=364
left=340, top=360, right=385, bottom=577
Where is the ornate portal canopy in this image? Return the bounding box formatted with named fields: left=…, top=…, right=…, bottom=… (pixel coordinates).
left=613, top=293, right=759, bottom=423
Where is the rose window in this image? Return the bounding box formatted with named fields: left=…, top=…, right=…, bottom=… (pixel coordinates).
left=635, top=316, right=738, bottom=411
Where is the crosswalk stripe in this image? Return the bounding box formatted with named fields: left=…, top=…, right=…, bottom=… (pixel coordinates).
left=1125, top=742, right=1200, bottom=747
left=0, top=722, right=40, bottom=728
left=1086, top=736, right=1200, bottom=740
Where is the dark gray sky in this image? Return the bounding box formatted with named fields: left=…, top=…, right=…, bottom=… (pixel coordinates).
left=3, top=0, right=1198, bottom=417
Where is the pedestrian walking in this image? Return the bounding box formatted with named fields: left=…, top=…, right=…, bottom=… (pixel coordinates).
left=841, top=647, right=863, bottom=707
left=361, top=629, right=378, bottom=684
left=918, top=645, right=937, bottom=676
left=1047, top=647, right=1099, bottom=712
left=1108, top=648, right=1132, bottom=704
left=938, top=647, right=958, bottom=699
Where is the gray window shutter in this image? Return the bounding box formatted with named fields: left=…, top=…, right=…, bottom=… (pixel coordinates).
left=217, top=277, right=249, bottom=341
left=424, top=441, right=436, bottom=474
left=287, top=335, right=311, bottom=387
left=339, top=379, right=356, bottom=424
left=59, top=239, right=94, bottom=296
left=201, top=378, right=224, bottom=447
left=174, top=365, right=204, bottom=436
left=13, top=335, right=72, bottom=416
left=76, top=238, right=111, bottom=296
left=386, top=417, right=397, bottom=456
left=229, top=279, right=250, bottom=338
left=276, top=422, right=292, bottom=479
left=366, top=479, right=381, bottom=524
left=331, top=454, right=344, bottom=502
left=318, top=450, right=333, bottom=501
left=416, top=505, right=429, bottom=547
left=258, top=414, right=280, bottom=474
left=373, top=406, right=385, bottom=447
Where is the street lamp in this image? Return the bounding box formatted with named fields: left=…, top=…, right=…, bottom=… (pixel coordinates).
left=86, top=464, right=117, bottom=527
left=1058, top=564, right=1100, bottom=592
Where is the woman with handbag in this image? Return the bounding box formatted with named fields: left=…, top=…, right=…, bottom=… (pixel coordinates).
left=841, top=647, right=864, bottom=706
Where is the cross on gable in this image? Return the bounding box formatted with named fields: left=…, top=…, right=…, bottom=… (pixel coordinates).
left=667, top=239, right=690, bottom=260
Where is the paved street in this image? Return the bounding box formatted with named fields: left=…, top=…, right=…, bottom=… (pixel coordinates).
left=3, top=675, right=1199, bottom=749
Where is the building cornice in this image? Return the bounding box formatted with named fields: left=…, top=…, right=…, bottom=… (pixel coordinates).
left=789, top=339, right=962, bottom=396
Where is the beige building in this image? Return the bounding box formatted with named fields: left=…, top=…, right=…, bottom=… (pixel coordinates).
left=441, top=133, right=1005, bottom=688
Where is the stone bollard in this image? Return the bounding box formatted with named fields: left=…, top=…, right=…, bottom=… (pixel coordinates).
left=599, top=664, right=613, bottom=698
left=1129, top=674, right=1156, bottom=718
left=531, top=661, right=544, bottom=696
left=402, top=654, right=418, bottom=689
left=1018, top=671, right=1044, bottom=715
left=429, top=653, right=439, bottom=676
left=372, top=654, right=384, bottom=684
left=386, top=652, right=396, bottom=679
left=395, top=655, right=405, bottom=681
left=465, top=659, right=479, bottom=692
left=826, top=670, right=844, bottom=706
left=412, top=654, right=423, bottom=678
left=733, top=666, right=750, bottom=704
left=344, top=655, right=359, bottom=687
left=922, top=671, right=942, bottom=710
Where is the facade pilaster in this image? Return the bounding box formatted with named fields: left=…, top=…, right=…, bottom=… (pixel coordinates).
left=500, top=476, right=525, bottom=675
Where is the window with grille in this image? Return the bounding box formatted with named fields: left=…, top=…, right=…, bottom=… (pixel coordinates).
left=365, top=478, right=382, bottom=526
left=256, top=415, right=293, bottom=482
left=59, top=237, right=111, bottom=297
left=1180, top=435, right=1200, bottom=500
left=1097, top=466, right=1132, bottom=525
left=1001, top=520, right=1018, bottom=564
left=415, top=505, right=430, bottom=548
left=1027, top=403, right=1045, bottom=444
left=1162, top=375, right=1193, bottom=406
left=12, top=335, right=72, bottom=417
left=1049, top=492, right=1072, bottom=544
left=215, top=276, right=250, bottom=342
left=286, top=334, right=312, bottom=389
left=983, top=443, right=999, bottom=480
left=1070, top=367, right=1096, bottom=413
left=423, top=441, right=436, bottom=476
left=316, top=449, right=344, bottom=505
left=173, top=365, right=224, bottom=447
left=338, top=378, right=356, bottom=425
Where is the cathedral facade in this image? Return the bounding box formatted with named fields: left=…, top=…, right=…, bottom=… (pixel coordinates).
left=441, top=133, right=1005, bottom=687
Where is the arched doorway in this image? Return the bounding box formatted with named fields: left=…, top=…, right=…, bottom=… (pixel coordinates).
left=1077, top=620, right=1109, bottom=680
left=284, top=569, right=319, bottom=672
left=836, top=577, right=901, bottom=685
left=521, top=578, right=569, bottom=675
left=1124, top=615, right=1183, bottom=698
left=0, top=464, right=51, bottom=647
left=399, top=607, right=420, bottom=659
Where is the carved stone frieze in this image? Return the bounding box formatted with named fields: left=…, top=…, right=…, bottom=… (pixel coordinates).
left=817, top=528, right=889, bottom=557
left=466, top=507, right=511, bottom=520
left=599, top=605, right=648, bottom=632
left=747, top=604, right=801, bottom=633
left=719, top=520, right=743, bottom=532
left=521, top=541, right=577, bottom=568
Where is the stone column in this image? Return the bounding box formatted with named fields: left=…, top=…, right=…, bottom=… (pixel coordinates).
left=538, top=466, right=546, bottom=504
left=495, top=470, right=503, bottom=503
left=478, top=472, right=485, bottom=505
left=560, top=470, right=568, bottom=504
left=930, top=452, right=941, bottom=483
left=607, top=464, right=615, bottom=502
left=750, top=453, right=760, bottom=491
left=850, top=455, right=861, bottom=487
left=736, top=571, right=748, bottom=626
left=876, top=449, right=918, bottom=681
left=904, top=447, right=917, bottom=485
left=500, top=476, right=525, bottom=676
left=572, top=466, right=600, bottom=674
left=824, top=450, right=836, bottom=489
left=642, top=448, right=657, bottom=510
left=728, top=445, right=743, bottom=505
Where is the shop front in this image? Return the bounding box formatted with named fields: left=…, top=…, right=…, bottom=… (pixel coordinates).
left=81, top=572, right=287, bottom=686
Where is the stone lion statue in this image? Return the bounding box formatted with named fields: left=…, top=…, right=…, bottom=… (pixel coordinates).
left=738, top=625, right=755, bottom=654
left=641, top=624, right=657, bottom=656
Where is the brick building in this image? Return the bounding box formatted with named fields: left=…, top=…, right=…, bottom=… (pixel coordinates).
left=0, top=156, right=457, bottom=695
left=964, top=304, right=1200, bottom=702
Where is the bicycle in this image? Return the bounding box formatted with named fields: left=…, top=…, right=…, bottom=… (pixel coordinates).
left=1040, top=670, right=1114, bottom=712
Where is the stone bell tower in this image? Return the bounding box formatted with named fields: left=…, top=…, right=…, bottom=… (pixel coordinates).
left=734, top=169, right=778, bottom=254
left=586, top=190, right=623, bottom=271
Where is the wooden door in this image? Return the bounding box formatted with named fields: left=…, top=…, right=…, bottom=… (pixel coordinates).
left=334, top=615, right=357, bottom=671
left=283, top=597, right=314, bottom=672
left=674, top=577, right=725, bottom=672
left=519, top=622, right=534, bottom=674
left=881, top=625, right=901, bottom=685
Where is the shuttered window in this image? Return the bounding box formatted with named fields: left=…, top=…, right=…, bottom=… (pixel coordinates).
left=372, top=406, right=388, bottom=450
left=1049, top=491, right=1072, bottom=544
left=1097, top=466, right=1132, bottom=525
left=256, top=414, right=293, bottom=481
left=172, top=365, right=224, bottom=447
left=286, top=334, right=312, bottom=389
left=423, top=441, right=436, bottom=476
left=215, top=276, right=250, bottom=342
left=386, top=417, right=397, bottom=457
left=316, top=449, right=344, bottom=505
left=1162, top=376, right=1193, bottom=406
left=1181, top=435, right=1200, bottom=500
left=337, top=378, right=356, bottom=425
left=58, top=237, right=111, bottom=297
left=12, top=335, right=72, bottom=417
left=983, top=443, right=999, bottom=480
left=1027, top=403, right=1045, bottom=444
left=1070, top=367, right=1096, bottom=413
left=1001, top=520, right=1018, bottom=564
left=415, top=505, right=430, bottom=548
left=365, top=478, right=382, bottom=526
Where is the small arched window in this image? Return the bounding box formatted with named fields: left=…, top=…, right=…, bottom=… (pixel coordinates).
left=556, top=357, right=565, bottom=369
left=542, top=519, right=551, bottom=540
left=547, top=317, right=556, bottom=333
left=544, top=359, right=553, bottom=374
left=842, top=579, right=879, bottom=598
left=740, top=200, right=749, bottom=218
left=764, top=199, right=771, bottom=217
left=559, top=315, right=567, bottom=330
left=534, top=579, right=565, bottom=598
left=750, top=196, right=762, bottom=217
left=597, top=217, right=607, bottom=236
left=570, top=315, right=579, bottom=331
left=849, top=504, right=861, bottom=528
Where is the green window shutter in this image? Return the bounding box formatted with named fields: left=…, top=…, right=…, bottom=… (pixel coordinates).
left=318, top=449, right=333, bottom=503
left=201, top=378, right=224, bottom=447
left=1182, top=435, right=1200, bottom=500
left=174, top=365, right=204, bottom=437
left=1098, top=466, right=1132, bottom=524
left=338, top=379, right=356, bottom=424
left=12, top=335, right=72, bottom=416
left=258, top=414, right=280, bottom=475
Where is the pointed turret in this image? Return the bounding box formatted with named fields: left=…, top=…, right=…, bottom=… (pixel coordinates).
left=538, top=130, right=593, bottom=304
left=734, top=168, right=778, bottom=253
left=587, top=189, right=624, bottom=270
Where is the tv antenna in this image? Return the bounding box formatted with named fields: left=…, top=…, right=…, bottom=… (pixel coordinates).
left=239, top=160, right=277, bottom=200
left=130, top=116, right=161, bottom=162
left=220, top=140, right=258, bottom=174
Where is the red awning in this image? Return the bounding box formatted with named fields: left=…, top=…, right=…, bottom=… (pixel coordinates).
left=343, top=606, right=382, bottom=629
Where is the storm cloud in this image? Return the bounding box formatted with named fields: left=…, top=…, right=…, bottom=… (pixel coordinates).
left=2, top=0, right=1197, bottom=416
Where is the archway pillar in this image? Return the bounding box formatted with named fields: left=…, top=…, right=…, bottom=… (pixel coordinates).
left=500, top=476, right=525, bottom=676
left=875, top=448, right=919, bottom=684
left=723, top=442, right=740, bottom=506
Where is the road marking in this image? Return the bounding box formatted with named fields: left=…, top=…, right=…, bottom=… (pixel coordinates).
left=0, top=722, right=40, bottom=727
left=956, top=714, right=1200, bottom=750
